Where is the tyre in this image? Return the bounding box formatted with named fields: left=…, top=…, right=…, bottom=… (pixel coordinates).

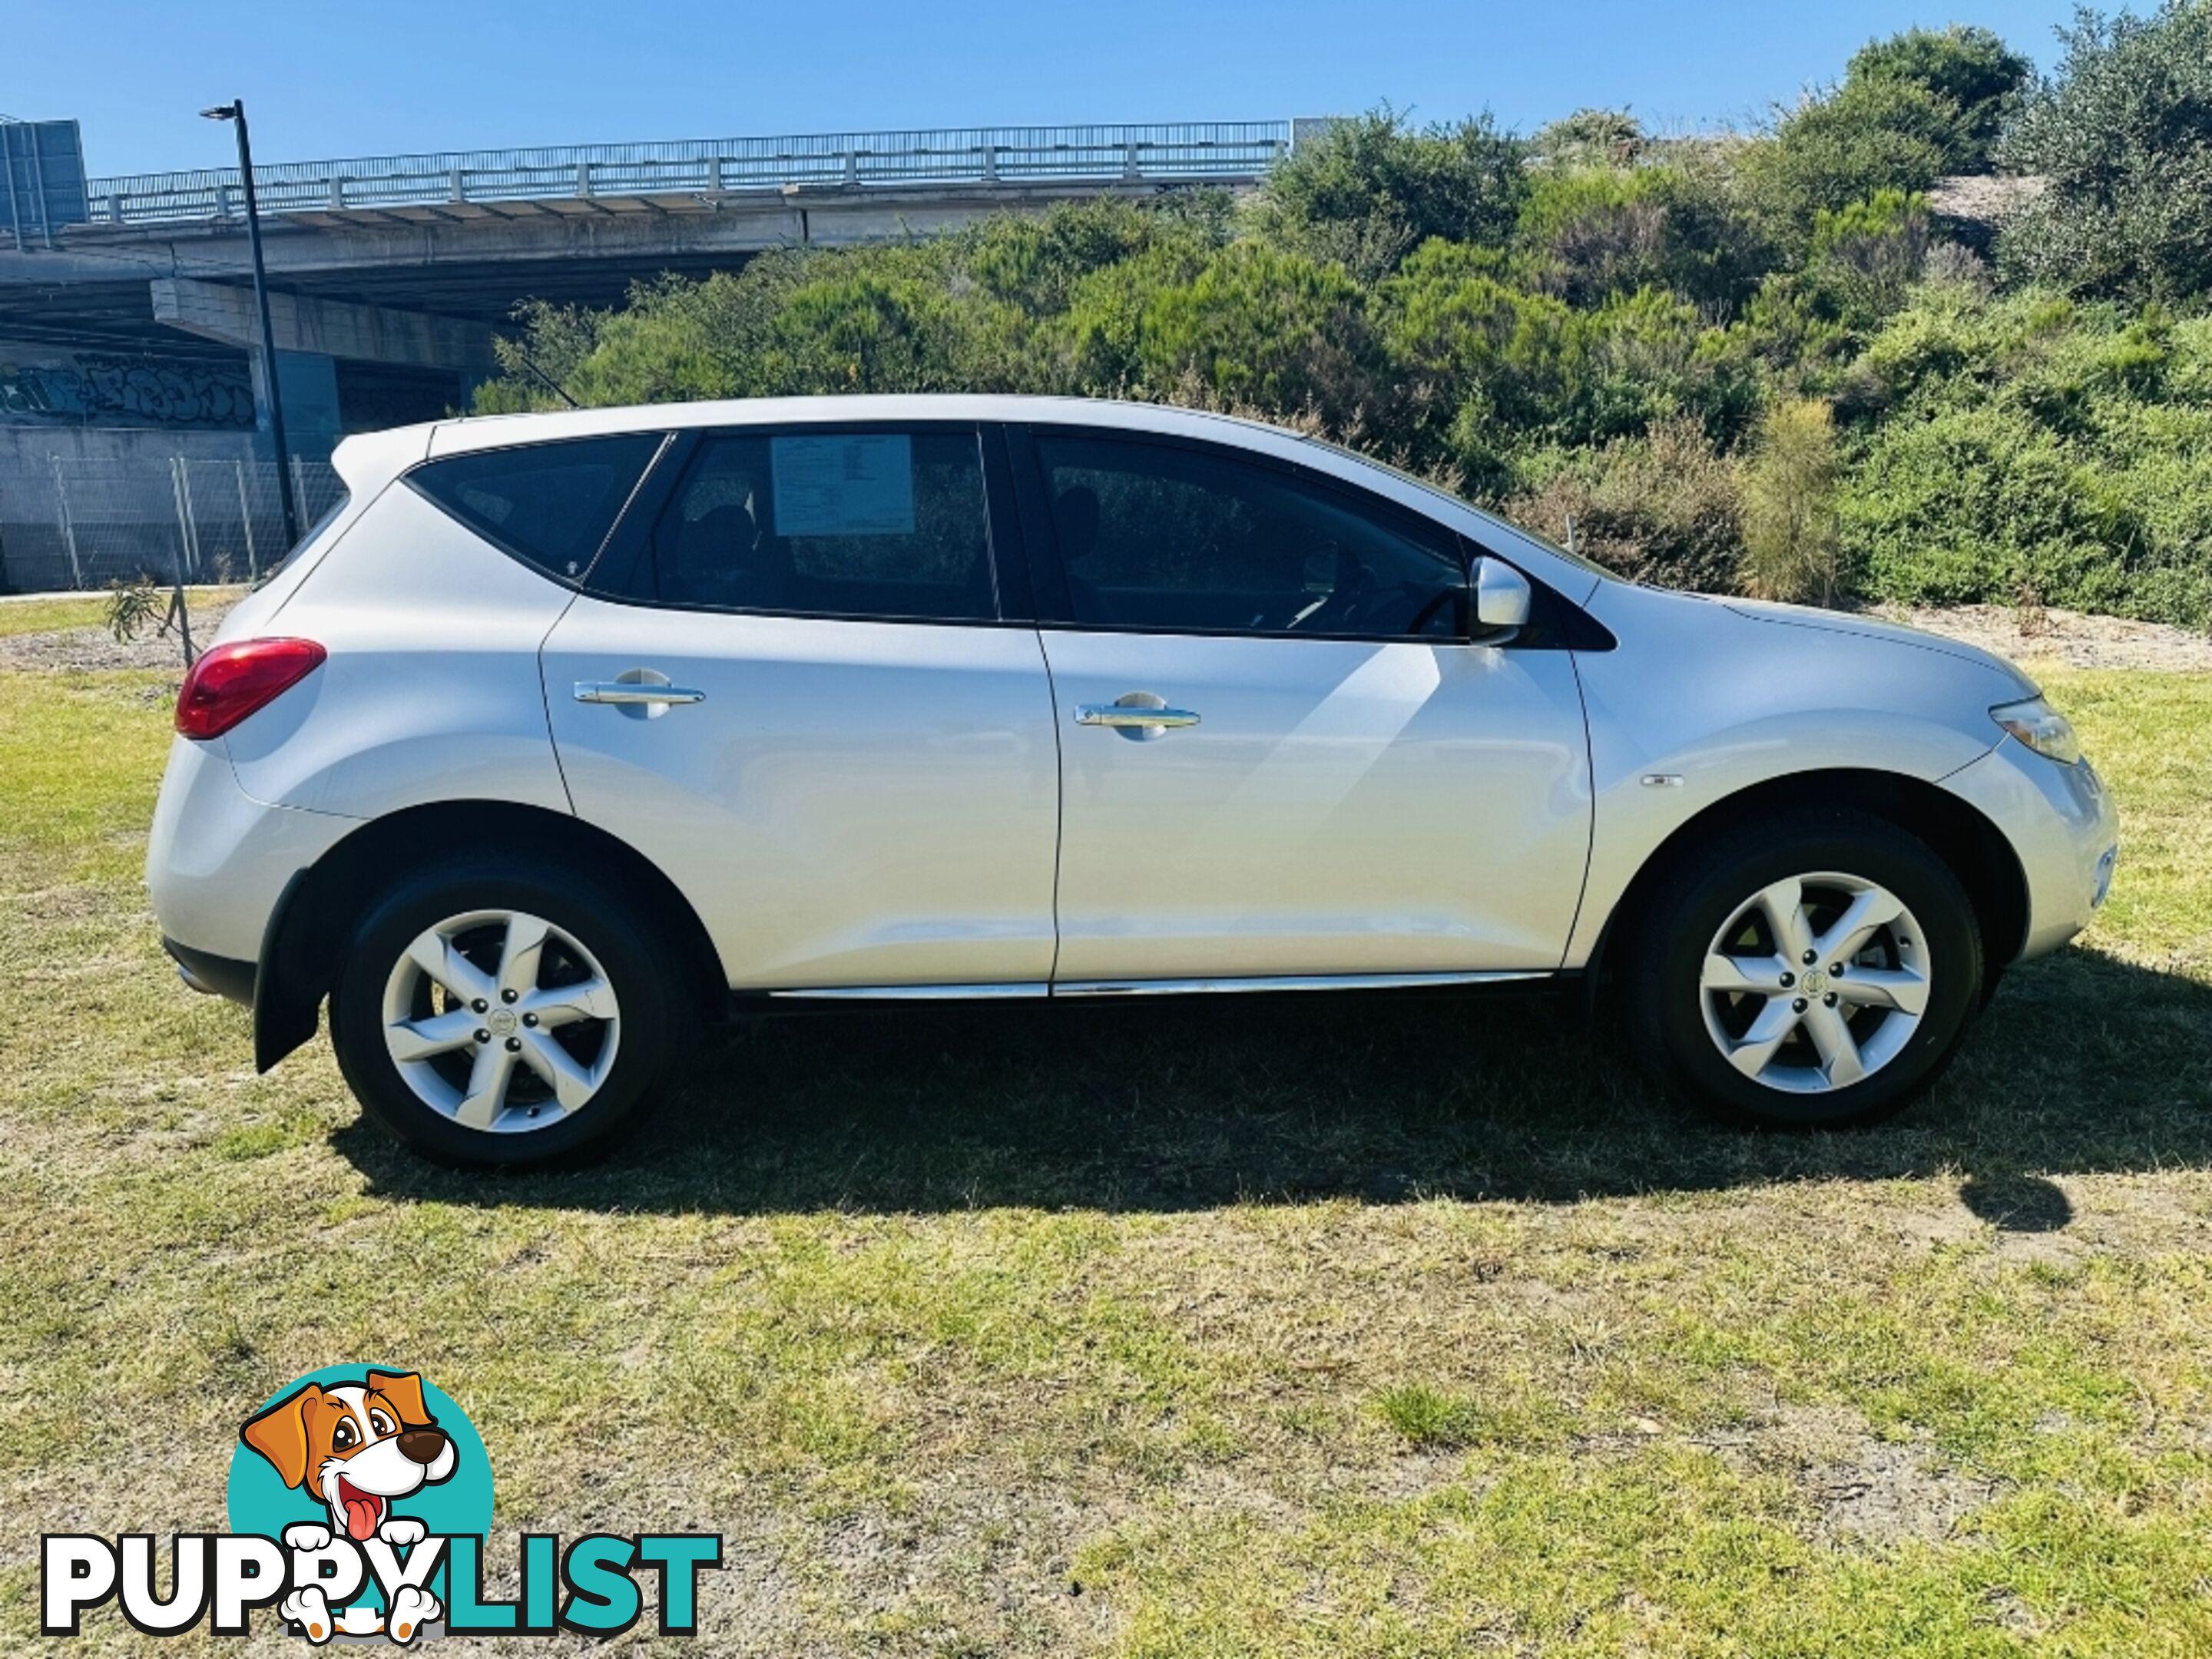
left=1620, top=809, right=1983, bottom=1129
left=329, top=857, right=686, bottom=1167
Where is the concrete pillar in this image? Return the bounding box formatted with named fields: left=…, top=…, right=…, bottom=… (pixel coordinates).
left=248, top=348, right=343, bottom=461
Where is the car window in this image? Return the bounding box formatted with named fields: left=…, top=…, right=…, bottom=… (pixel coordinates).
left=1296, top=433, right=1618, bottom=582
left=409, top=434, right=661, bottom=581
left=651, top=429, right=997, bottom=622
left=1035, top=434, right=1465, bottom=638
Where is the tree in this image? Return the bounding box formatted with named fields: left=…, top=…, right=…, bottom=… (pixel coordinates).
left=1998, top=2, right=2212, bottom=302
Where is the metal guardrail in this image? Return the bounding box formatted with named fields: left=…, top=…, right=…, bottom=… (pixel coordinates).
left=82, top=121, right=1297, bottom=228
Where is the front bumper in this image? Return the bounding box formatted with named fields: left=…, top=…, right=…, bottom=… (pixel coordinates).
left=1940, top=736, right=2120, bottom=962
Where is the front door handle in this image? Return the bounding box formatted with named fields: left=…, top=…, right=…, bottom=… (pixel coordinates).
left=1075, top=692, right=1200, bottom=741
left=575, top=681, right=707, bottom=706
left=1075, top=705, right=1200, bottom=728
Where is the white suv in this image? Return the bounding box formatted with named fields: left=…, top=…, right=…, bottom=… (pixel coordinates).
left=147, top=396, right=2118, bottom=1165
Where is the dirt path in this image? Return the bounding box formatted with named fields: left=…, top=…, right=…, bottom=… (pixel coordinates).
left=0, top=599, right=240, bottom=674
left=1881, top=603, right=2212, bottom=674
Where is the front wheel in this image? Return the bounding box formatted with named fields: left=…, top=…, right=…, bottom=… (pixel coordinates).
left=1621, top=810, right=1984, bottom=1128
left=329, top=859, right=684, bottom=1166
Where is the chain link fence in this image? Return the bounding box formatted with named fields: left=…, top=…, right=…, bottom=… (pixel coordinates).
left=0, top=454, right=342, bottom=593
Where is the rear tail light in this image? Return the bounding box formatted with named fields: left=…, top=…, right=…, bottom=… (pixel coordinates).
left=174, top=637, right=327, bottom=739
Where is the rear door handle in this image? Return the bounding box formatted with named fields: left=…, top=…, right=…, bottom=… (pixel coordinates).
left=575, top=681, right=707, bottom=706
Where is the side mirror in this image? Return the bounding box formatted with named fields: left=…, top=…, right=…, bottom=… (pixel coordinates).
left=1472, top=557, right=1532, bottom=632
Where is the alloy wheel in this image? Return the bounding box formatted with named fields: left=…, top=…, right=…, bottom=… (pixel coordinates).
left=1697, top=872, right=1931, bottom=1095
left=379, top=909, right=621, bottom=1132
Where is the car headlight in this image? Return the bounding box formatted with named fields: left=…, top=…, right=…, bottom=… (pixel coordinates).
left=1991, top=696, right=2084, bottom=766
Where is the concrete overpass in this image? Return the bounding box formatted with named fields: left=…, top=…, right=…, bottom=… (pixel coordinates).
left=2, top=121, right=1305, bottom=450
left=0, top=120, right=1315, bottom=591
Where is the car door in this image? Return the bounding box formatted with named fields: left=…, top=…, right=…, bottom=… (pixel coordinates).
left=1018, top=426, right=1592, bottom=986
left=541, top=422, right=1061, bottom=992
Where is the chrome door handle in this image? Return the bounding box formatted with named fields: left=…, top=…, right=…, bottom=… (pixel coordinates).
left=574, top=681, right=706, bottom=706
left=1075, top=693, right=1200, bottom=743
left=1075, top=705, right=1200, bottom=728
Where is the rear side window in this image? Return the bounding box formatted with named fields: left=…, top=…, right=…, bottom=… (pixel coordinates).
left=409, top=434, right=662, bottom=581
left=648, top=429, right=998, bottom=621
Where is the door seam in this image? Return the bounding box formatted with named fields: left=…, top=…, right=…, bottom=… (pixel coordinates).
left=1033, top=625, right=1067, bottom=988
left=535, top=586, right=586, bottom=816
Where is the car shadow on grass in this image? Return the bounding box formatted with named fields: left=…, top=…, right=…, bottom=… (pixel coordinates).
left=333, top=947, right=2212, bottom=1226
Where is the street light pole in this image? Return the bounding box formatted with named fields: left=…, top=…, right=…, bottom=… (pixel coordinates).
left=200, top=99, right=300, bottom=550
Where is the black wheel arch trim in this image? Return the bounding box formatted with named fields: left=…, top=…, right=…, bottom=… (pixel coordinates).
left=1578, top=767, right=2030, bottom=1015
left=251, top=800, right=724, bottom=1074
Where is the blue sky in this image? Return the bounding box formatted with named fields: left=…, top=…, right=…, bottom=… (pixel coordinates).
left=12, top=1, right=2090, bottom=178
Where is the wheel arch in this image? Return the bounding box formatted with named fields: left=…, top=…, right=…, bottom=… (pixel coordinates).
left=1579, top=767, right=2029, bottom=1005
left=253, top=800, right=726, bottom=1071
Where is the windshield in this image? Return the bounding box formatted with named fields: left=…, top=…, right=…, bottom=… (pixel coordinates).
left=1293, top=435, right=1618, bottom=581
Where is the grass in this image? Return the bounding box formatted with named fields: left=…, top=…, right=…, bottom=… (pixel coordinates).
left=0, top=584, right=243, bottom=640
left=1, top=657, right=2208, bottom=1655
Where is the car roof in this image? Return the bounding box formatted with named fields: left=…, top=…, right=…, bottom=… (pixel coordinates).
left=405, top=394, right=1598, bottom=600
left=424, top=394, right=1287, bottom=455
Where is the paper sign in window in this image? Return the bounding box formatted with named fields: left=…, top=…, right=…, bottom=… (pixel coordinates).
left=770, top=435, right=916, bottom=537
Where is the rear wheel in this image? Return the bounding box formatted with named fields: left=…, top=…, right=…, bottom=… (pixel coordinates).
left=1621, top=810, right=1982, bottom=1128
left=329, top=859, right=684, bottom=1166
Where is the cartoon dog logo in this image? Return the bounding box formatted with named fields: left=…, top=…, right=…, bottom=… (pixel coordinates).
left=240, top=1370, right=456, bottom=1643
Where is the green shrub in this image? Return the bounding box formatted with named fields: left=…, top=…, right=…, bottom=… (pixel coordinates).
left=1382, top=242, right=1587, bottom=455
left=1740, top=399, right=1843, bottom=604
left=1129, top=242, right=1382, bottom=426
left=1838, top=288, right=2212, bottom=625
left=1247, top=107, right=1529, bottom=281
left=1516, top=163, right=1772, bottom=313
left=1998, top=2, right=2212, bottom=303
left=1743, top=78, right=1955, bottom=232
left=1529, top=107, right=1647, bottom=169
left=1846, top=25, right=2031, bottom=171
left=1502, top=418, right=1744, bottom=591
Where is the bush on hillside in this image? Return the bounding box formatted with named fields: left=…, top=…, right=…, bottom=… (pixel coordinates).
left=1502, top=419, right=1744, bottom=591
left=1840, top=286, right=2212, bottom=624
left=1125, top=242, right=1383, bottom=426
left=1998, top=1, right=2212, bottom=303
left=1846, top=25, right=2030, bottom=171
left=1247, top=108, right=1529, bottom=281
left=1528, top=108, right=1647, bottom=170
left=1516, top=163, right=1773, bottom=313
left=1740, top=399, right=1843, bottom=604
left=1742, top=78, right=1956, bottom=231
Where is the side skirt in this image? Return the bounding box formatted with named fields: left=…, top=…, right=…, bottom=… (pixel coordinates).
left=763, top=970, right=1554, bottom=1004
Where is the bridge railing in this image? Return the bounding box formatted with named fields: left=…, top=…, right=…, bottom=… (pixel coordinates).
left=84, top=121, right=1296, bottom=228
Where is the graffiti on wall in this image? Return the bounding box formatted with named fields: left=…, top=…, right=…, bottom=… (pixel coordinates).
left=0, top=349, right=256, bottom=429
